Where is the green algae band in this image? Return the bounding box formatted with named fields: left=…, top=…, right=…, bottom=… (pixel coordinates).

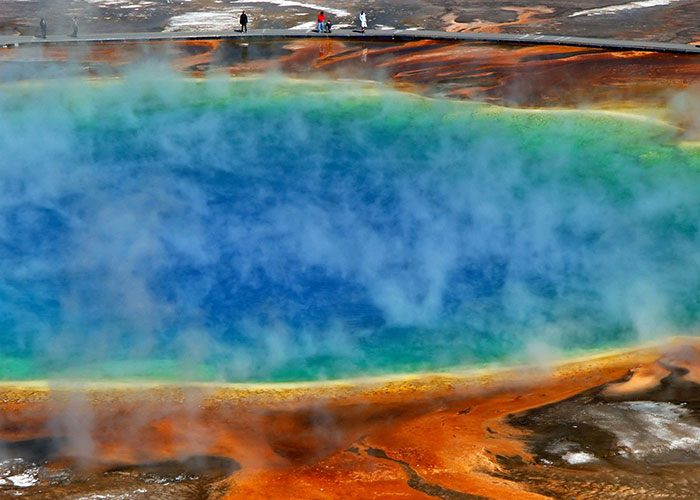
left=0, top=77, right=698, bottom=382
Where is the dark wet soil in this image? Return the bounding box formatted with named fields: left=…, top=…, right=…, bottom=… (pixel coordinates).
left=495, top=459, right=700, bottom=500
left=0, top=453, right=239, bottom=500
left=366, top=447, right=489, bottom=500
left=502, top=361, right=700, bottom=499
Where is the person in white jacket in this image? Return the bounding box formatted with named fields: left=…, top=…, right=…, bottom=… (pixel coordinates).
left=359, top=11, right=367, bottom=33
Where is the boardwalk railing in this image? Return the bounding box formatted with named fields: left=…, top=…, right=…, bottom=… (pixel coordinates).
left=2, top=29, right=700, bottom=54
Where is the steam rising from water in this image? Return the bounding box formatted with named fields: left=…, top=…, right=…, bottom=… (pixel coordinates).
left=0, top=75, right=698, bottom=381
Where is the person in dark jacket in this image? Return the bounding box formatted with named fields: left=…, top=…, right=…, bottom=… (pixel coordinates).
left=240, top=11, right=248, bottom=33
left=40, top=18, right=47, bottom=39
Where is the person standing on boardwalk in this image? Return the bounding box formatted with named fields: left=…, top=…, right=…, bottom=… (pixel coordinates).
left=359, top=11, right=367, bottom=33
left=240, top=11, right=248, bottom=33
left=317, top=11, right=325, bottom=33
left=71, top=17, right=78, bottom=37
left=39, top=18, right=47, bottom=38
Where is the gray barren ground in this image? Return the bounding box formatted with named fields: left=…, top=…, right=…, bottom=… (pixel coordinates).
left=1, top=0, right=700, bottom=43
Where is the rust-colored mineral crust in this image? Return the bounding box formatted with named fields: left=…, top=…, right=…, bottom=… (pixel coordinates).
left=5, top=340, right=699, bottom=499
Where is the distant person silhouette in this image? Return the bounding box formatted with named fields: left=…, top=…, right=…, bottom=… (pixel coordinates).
left=359, top=11, right=367, bottom=33
left=317, top=11, right=325, bottom=33
left=240, top=11, right=248, bottom=33
left=71, top=17, right=78, bottom=37
left=39, top=18, right=47, bottom=39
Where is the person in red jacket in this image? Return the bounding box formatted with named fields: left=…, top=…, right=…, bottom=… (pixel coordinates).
left=317, top=11, right=325, bottom=33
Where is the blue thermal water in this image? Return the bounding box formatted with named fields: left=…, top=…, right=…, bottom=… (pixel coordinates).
left=0, top=76, right=698, bottom=381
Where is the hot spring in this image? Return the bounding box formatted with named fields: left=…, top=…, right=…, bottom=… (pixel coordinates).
left=1, top=75, right=699, bottom=382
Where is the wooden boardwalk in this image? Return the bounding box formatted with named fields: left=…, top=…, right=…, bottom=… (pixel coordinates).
left=2, top=28, right=700, bottom=54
